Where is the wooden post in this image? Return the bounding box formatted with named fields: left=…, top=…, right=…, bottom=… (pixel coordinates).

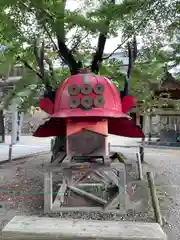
left=16, top=111, right=23, bottom=142
left=44, top=172, right=52, bottom=213
left=8, top=144, right=12, bottom=161
left=0, top=110, right=5, bottom=143
left=51, top=138, right=54, bottom=152
left=108, top=142, right=111, bottom=154
left=136, top=112, right=140, bottom=126
left=16, top=111, right=21, bottom=142
left=11, top=105, right=18, bottom=145
left=147, top=172, right=163, bottom=226
left=148, top=115, right=152, bottom=142
left=136, top=153, right=143, bottom=180
left=139, top=137, right=145, bottom=163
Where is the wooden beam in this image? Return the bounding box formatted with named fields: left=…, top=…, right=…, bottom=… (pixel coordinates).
left=2, top=216, right=167, bottom=240
left=151, top=110, right=180, bottom=116
left=51, top=152, right=66, bottom=164
left=93, top=170, right=111, bottom=184
left=58, top=183, right=105, bottom=187
left=53, top=179, right=67, bottom=208
left=43, top=162, right=112, bottom=172
left=104, top=192, right=122, bottom=211
left=74, top=170, right=93, bottom=184
left=147, top=172, right=163, bottom=226
left=76, top=183, right=105, bottom=187
left=51, top=206, right=104, bottom=212
left=68, top=185, right=107, bottom=205
left=136, top=153, right=143, bottom=180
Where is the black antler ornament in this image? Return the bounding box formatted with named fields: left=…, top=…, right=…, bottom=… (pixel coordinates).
left=121, top=35, right=137, bottom=99
left=91, top=0, right=116, bottom=74
left=56, top=37, right=82, bottom=75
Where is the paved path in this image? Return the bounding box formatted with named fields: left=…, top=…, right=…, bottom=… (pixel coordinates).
left=0, top=136, right=52, bottom=162
left=0, top=144, right=51, bottom=162
left=3, top=136, right=52, bottom=146
left=0, top=135, right=153, bottom=163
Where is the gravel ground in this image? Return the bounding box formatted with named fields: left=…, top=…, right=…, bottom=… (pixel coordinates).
left=142, top=148, right=180, bottom=240
left=0, top=148, right=180, bottom=239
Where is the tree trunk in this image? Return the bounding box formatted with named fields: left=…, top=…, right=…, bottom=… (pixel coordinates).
left=51, top=136, right=66, bottom=163
left=0, top=110, right=5, bottom=143
left=51, top=0, right=67, bottom=163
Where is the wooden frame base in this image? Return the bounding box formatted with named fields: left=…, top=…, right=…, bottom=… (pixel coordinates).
left=44, top=159, right=127, bottom=214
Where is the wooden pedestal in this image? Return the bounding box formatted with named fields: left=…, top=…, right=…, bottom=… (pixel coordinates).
left=43, top=158, right=127, bottom=214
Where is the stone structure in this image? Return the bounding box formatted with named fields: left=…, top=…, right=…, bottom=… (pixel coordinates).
left=149, top=71, right=180, bottom=142
left=1, top=216, right=167, bottom=240
left=132, top=70, right=180, bottom=142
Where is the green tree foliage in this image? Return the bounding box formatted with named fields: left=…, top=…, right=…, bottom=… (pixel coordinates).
left=0, top=0, right=179, bottom=112
left=0, top=0, right=178, bottom=161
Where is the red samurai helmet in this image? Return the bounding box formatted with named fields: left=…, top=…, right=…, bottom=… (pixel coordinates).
left=34, top=72, right=144, bottom=138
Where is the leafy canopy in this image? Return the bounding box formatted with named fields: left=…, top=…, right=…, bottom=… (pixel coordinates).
left=0, top=0, right=179, bottom=112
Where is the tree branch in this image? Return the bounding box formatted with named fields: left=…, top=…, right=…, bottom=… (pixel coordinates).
left=103, top=0, right=160, bottom=60
left=44, top=55, right=54, bottom=83
left=42, top=22, right=67, bottom=63
left=127, top=41, right=133, bottom=78
left=18, top=54, right=56, bottom=102
left=91, top=0, right=115, bottom=74
left=33, top=38, right=45, bottom=78
left=56, top=36, right=81, bottom=74
left=16, top=56, right=43, bottom=80
left=54, top=0, right=81, bottom=74
left=33, top=39, right=54, bottom=89
left=20, top=1, right=55, bottom=21
left=44, top=30, right=58, bottom=51
left=70, top=33, right=89, bottom=55
left=133, top=35, right=137, bottom=60
left=121, top=36, right=137, bottom=98
left=103, top=23, right=143, bottom=60
left=91, top=32, right=108, bottom=74
left=20, top=0, right=80, bottom=74
left=40, top=41, right=45, bottom=79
